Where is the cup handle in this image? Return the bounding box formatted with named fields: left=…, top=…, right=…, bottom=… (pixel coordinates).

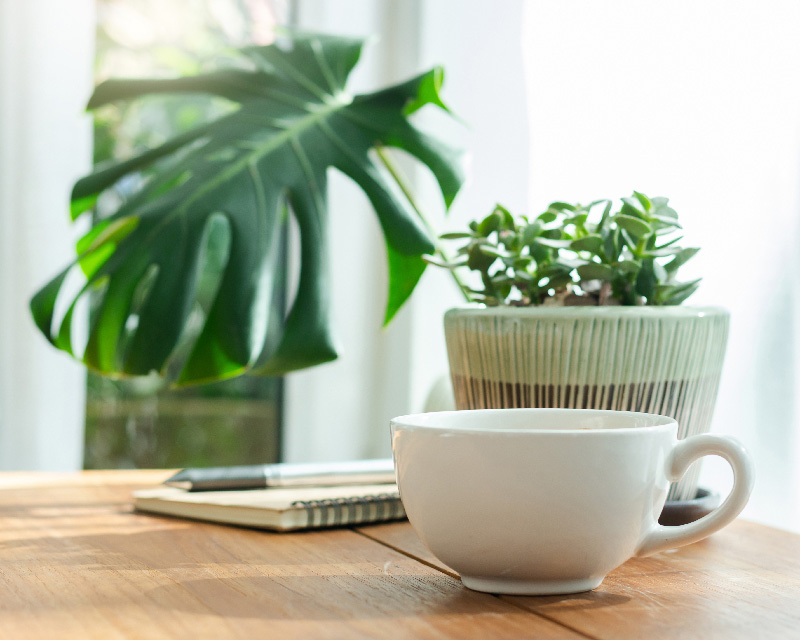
left=635, top=434, right=755, bottom=557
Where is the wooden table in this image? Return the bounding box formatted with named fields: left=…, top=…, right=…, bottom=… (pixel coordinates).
left=1, top=471, right=799, bottom=639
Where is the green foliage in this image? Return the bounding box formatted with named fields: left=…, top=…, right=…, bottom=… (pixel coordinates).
left=434, top=193, right=700, bottom=306
left=31, top=33, right=465, bottom=385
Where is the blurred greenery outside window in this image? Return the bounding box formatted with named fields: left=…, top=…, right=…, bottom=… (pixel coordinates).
left=84, top=0, right=286, bottom=469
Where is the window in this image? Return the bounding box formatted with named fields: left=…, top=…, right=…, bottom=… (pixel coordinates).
left=84, top=0, right=287, bottom=468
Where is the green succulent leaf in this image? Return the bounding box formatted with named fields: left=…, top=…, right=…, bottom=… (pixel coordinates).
left=541, top=228, right=565, bottom=240
left=467, top=244, right=496, bottom=271
left=537, top=211, right=558, bottom=224
left=596, top=200, right=613, bottom=232
left=635, top=259, right=658, bottom=299
left=619, top=228, right=638, bottom=253
left=546, top=273, right=573, bottom=290
left=603, top=227, right=619, bottom=261
left=565, top=213, right=588, bottom=227
left=664, top=247, right=700, bottom=273
left=31, top=33, right=465, bottom=384
left=616, top=260, right=640, bottom=275
left=662, top=278, right=702, bottom=305
left=645, top=246, right=683, bottom=258
left=538, top=263, right=572, bottom=278
left=650, top=196, right=669, bottom=208
left=477, top=211, right=502, bottom=236
left=614, top=214, right=652, bottom=238
left=632, top=191, right=652, bottom=211
left=556, top=257, right=585, bottom=270
left=653, top=260, right=668, bottom=282
left=654, top=235, right=684, bottom=250
left=570, top=235, right=603, bottom=254
left=530, top=242, right=551, bottom=264
left=494, top=203, right=516, bottom=230
left=478, top=245, right=512, bottom=259
left=620, top=199, right=645, bottom=218
left=648, top=214, right=682, bottom=228
left=652, top=201, right=678, bottom=218
left=548, top=201, right=577, bottom=212
left=521, top=222, right=542, bottom=244
left=514, top=270, right=535, bottom=282
left=577, top=263, right=615, bottom=281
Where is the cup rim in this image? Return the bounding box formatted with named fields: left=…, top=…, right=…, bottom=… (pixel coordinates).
left=390, top=408, right=678, bottom=435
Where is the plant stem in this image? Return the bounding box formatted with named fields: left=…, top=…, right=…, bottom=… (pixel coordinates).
left=375, top=145, right=472, bottom=302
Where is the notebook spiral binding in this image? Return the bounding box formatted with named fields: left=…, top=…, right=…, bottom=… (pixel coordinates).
left=292, top=492, right=406, bottom=528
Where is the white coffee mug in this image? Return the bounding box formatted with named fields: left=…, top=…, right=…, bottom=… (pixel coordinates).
left=390, top=408, right=754, bottom=596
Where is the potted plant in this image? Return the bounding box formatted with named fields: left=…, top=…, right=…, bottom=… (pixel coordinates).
left=29, top=31, right=470, bottom=468
left=430, top=194, right=728, bottom=503
left=31, top=32, right=465, bottom=386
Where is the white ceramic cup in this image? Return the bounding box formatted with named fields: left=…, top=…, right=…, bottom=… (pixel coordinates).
left=390, top=408, right=754, bottom=596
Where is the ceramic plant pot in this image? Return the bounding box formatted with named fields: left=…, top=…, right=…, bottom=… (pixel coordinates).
left=443, top=306, right=730, bottom=501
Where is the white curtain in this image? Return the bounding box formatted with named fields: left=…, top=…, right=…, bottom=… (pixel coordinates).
left=523, top=0, right=800, bottom=532
left=0, top=0, right=94, bottom=470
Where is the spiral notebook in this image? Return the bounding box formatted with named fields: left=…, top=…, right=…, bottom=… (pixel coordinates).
left=133, top=484, right=405, bottom=531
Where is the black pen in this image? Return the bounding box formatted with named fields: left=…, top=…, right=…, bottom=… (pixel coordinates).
left=164, top=458, right=397, bottom=492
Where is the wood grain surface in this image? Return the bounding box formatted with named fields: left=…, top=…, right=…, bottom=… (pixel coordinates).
left=359, top=516, right=800, bottom=639
left=3, top=471, right=799, bottom=639
left=0, top=471, right=582, bottom=640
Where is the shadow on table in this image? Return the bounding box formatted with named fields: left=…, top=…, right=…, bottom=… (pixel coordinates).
left=141, top=574, right=548, bottom=620
left=507, top=589, right=631, bottom=611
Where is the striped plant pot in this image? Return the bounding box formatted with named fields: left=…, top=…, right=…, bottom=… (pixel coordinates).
left=444, top=306, right=730, bottom=502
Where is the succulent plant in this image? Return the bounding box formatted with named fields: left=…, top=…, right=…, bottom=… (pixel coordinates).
left=429, top=192, right=700, bottom=307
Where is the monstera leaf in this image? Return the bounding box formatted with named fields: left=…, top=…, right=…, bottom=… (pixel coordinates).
left=31, top=33, right=465, bottom=385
